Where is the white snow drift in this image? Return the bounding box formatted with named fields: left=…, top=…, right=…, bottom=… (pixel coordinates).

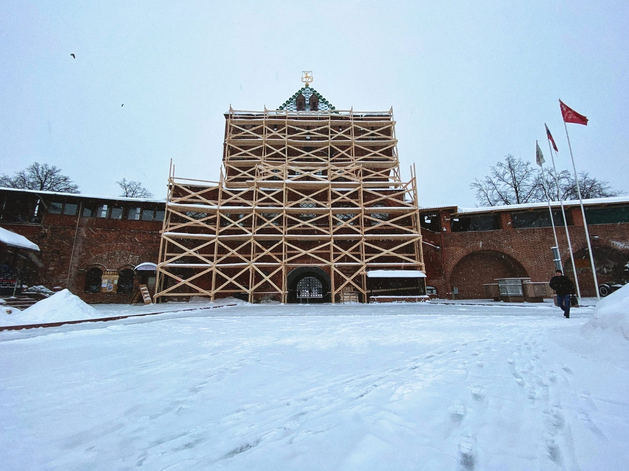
left=1, top=298, right=628, bottom=470
left=0, top=289, right=97, bottom=326
left=584, top=284, right=629, bottom=340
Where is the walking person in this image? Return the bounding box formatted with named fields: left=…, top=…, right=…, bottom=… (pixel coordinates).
left=550, top=270, right=576, bottom=318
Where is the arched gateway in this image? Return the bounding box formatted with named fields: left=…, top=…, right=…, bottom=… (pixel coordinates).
left=450, top=250, right=527, bottom=299
left=286, top=267, right=331, bottom=303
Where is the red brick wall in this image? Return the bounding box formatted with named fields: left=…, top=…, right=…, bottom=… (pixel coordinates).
left=3, top=214, right=162, bottom=303
left=5, top=201, right=628, bottom=303
left=422, top=206, right=629, bottom=298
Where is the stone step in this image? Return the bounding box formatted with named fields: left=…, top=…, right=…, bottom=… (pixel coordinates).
left=1, top=294, right=46, bottom=310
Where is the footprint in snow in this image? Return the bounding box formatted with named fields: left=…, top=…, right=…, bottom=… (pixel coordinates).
left=469, top=385, right=485, bottom=402
left=458, top=434, right=476, bottom=470
left=579, top=411, right=606, bottom=438
left=579, top=390, right=598, bottom=411
left=545, top=435, right=562, bottom=464
left=448, top=401, right=467, bottom=422
left=549, top=407, right=565, bottom=429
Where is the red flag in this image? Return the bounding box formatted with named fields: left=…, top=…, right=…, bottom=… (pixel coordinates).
left=545, top=123, right=558, bottom=152
left=559, top=100, right=588, bottom=125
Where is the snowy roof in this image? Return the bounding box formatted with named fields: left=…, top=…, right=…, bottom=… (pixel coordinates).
left=277, top=85, right=336, bottom=111
left=366, top=270, right=426, bottom=278
left=135, top=262, right=157, bottom=271
left=457, top=196, right=629, bottom=215
left=0, top=227, right=40, bottom=251
left=420, top=196, right=629, bottom=216
left=0, top=186, right=166, bottom=204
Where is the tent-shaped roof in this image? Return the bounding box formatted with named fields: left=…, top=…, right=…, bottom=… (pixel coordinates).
left=277, top=84, right=336, bottom=112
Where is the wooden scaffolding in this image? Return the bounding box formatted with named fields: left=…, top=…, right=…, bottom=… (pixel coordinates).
left=154, top=91, right=425, bottom=303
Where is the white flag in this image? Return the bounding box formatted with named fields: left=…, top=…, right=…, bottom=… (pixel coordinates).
left=536, top=140, right=545, bottom=167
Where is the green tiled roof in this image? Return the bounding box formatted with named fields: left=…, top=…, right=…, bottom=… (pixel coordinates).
left=278, top=85, right=336, bottom=111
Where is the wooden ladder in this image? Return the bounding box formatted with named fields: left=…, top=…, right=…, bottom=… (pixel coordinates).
left=132, top=285, right=153, bottom=304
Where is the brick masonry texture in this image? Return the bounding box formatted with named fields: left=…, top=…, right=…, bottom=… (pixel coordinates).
left=422, top=206, right=629, bottom=298
left=4, top=194, right=629, bottom=302
left=3, top=215, right=162, bottom=303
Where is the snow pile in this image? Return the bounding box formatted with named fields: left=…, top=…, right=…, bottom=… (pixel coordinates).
left=584, top=284, right=629, bottom=340
left=1, top=299, right=19, bottom=316
left=1, top=289, right=98, bottom=326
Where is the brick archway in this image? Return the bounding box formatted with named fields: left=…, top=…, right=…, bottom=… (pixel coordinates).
left=563, top=244, right=629, bottom=296
left=450, top=250, right=527, bottom=299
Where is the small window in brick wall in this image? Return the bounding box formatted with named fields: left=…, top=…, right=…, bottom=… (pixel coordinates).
left=48, top=202, right=79, bottom=216
left=110, top=207, right=123, bottom=220
left=96, top=205, right=109, bottom=218
left=128, top=207, right=141, bottom=220
left=63, top=203, right=78, bottom=216
left=451, top=215, right=500, bottom=232
left=48, top=202, right=63, bottom=214
left=141, top=209, right=165, bottom=222
left=584, top=205, right=629, bottom=225
left=511, top=210, right=566, bottom=229
left=420, top=212, right=440, bottom=232
left=83, top=205, right=97, bottom=217
left=84, top=267, right=103, bottom=293
left=117, top=269, right=134, bottom=294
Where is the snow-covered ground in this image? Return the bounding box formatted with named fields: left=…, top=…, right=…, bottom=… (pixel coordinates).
left=1, top=289, right=628, bottom=470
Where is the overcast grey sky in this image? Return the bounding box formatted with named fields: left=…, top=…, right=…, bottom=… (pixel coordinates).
left=2, top=1, right=627, bottom=207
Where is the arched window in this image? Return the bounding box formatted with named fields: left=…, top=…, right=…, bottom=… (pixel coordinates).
left=299, top=199, right=317, bottom=220
left=336, top=213, right=355, bottom=225
left=118, top=268, right=134, bottom=294
left=84, top=267, right=103, bottom=293
left=370, top=204, right=389, bottom=225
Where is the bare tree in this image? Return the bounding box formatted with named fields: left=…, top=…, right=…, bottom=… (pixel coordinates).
left=535, top=168, right=620, bottom=201
left=117, top=178, right=153, bottom=198
left=560, top=171, right=620, bottom=200
left=472, top=155, right=622, bottom=206
left=534, top=168, right=573, bottom=201
left=0, top=162, right=79, bottom=193
left=471, top=155, right=539, bottom=206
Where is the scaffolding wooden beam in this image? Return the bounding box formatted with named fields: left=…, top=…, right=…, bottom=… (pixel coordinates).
left=155, top=104, right=425, bottom=304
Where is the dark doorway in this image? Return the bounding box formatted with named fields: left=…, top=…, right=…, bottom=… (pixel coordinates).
left=287, top=267, right=331, bottom=303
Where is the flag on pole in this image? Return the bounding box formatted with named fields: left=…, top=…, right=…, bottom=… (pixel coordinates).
left=545, top=123, right=559, bottom=152
left=559, top=100, right=588, bottom=125
left=536, top=140, right=545, bottom=167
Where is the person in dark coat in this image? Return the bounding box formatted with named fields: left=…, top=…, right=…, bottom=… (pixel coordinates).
left=549, top=270, right=576, bottom=318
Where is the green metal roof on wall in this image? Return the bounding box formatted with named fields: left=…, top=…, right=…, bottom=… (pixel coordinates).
left=277, top=85, right=336, bottom=111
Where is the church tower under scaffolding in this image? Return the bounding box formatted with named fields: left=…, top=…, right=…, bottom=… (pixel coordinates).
left=154, top=75, right=425, bottom=303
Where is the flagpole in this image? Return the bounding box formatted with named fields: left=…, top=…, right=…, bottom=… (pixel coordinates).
left=540, top=163, right=561, bottom=264
left=562, top=119, right=600, bottom=300
left=546, top=135, right=582, bottom=301
left=537, top=141, right=562, bottom=271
